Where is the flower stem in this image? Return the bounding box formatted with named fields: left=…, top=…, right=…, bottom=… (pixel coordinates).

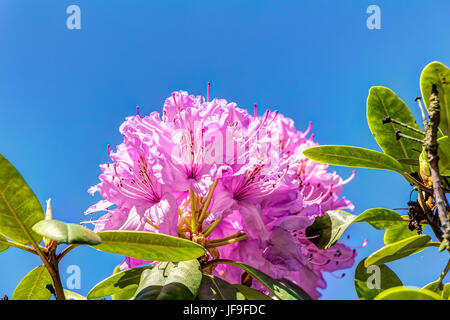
left=207, top=231, right=243, bottom=243
left=203, top=218, right=223, bottom=237
left=199, top=178, right=219, bottom=223
left=190, top=188, right=198, bottom=234
left=205, top=234, right=248, bottom=248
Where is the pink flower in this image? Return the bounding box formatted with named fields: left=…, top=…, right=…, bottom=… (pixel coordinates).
left=86, top=90, right=357, bottom=298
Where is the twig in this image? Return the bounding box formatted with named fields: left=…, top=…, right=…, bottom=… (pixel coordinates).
left=396, top=131, right=424, bottom=144
left=383, top=116, right=424, bottom=135
left=57, top=244, right=79, bottom=263
left=437, top=259, right=450, bottom=285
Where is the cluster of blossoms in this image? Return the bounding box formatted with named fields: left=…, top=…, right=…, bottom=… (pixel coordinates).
left=85, top=89, right=358, bottom=299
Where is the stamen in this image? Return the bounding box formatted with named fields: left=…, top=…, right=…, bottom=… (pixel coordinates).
left=301, top=121, right=313, bottom=138
left=309, top=259, right=331, bottom=266
left=329, top=272, right=346, bottom=279
left=240, top=110, right=270, bottom=148
left=172, top=93, right=179, bottom=111
left=254, top=103, right=257, bottom=118
left=342, top=170, right=356, bottom=184
left=136, top=105, right=142, bottom=118
left=266, top=110, right=279, bottom=127
left=304, top=184, right=333, bottom=204
left=296, top=234, right=320, bottom=240
left=348, top=238, right=368, bottom=249
left=107, top=144, right=111, bottom=156
left=79, top=218, right=109, bottom=226
left=207, top=82, right=211, bottom=103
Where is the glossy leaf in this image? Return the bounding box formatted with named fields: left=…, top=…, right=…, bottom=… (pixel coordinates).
left=365, top=235, right=431, bottom=267
left=92, top=231, right=206, bottom=262
left=367, top=86, right=422, bottom=171
left=0, top=153, right=44, bottom=245
left=32, top=220, right=101, bottom=245
left=384, top=219, right=423, bottom=245
left=422, top=280, right=450, bottom=299
left=134, top=260, right=202, bottom=300
left=64, top=290, right=87, bottom=300
left=302, top=146, right=404, bottom=173
left=0, top=233, right=9, bottom=253
left=438, top=136, right=450, bottom=175
left=197, top=274, right=242, bottom=300
left=397, top=158, right=419, bottom=167
left=278, top=278, right=313, bottom=300
left=233, top=284, right=272, bottom=300
left=306, top=208, right=404, bottom=249
left=354, top=258, right=403, bottom=300
left=420, top=61, right=450, bottom=136
left=444, top=284, right=450, bottom=300
left=215, top=260, right=302, bottom=300
left=87, top=265, right=153, bottom=300
left=12, top=265, right=52, bottom=300
left=374, top=286, right=442, bottom=300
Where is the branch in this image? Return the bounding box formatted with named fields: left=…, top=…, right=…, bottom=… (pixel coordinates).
left=424, top=85, right=450, bottom=243
left=438, top=259, right=450, bottom=285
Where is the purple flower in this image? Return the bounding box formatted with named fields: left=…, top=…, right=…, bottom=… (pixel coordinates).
left=86, top=90, right=357, bottom=298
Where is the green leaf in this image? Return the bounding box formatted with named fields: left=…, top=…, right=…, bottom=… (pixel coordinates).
left=421, top=281, right=450, bottom=299
left=278, top=278, right=313, bottom=300
left=444, top=285, right=450, bottom=300
left=0, top=233, right=9, bottom=253
left=302, top=146, right=404, bottom=173
left=374, top=286, right=442, bottom=300
left=12, top=265, right=52, bottom=300
left=32, top=220, right=101, bottom=245
left=87, top=265, right=153, bottom=300
left=215, top=260, right=302, bottom=300
left=384, top=219, right=423, bottom=245
left=422, top=280, right=445, bottom=295
left=439, top=238, right=450, bottom=252
left=233, top=284, right=272, bottom=300
left=354, top=258, right=403, bottom=300
left=0, top=153, right=44, bottom=245
left=365, top=235, right=431, bottom=267
left=92, top=230, right=206, bottom=262
left=64, top=290, right=87, bottom=300
left=134, top=260, right=202, bottom=300
left=438, top=136, right=450, bottom=175
left=197, top=274, right=243, bottom=300
left=367, top=86, right=422, bottom=171
left=397, top=158, right=420, bottom=167
left=306, top=208, right=404, bottom=249
left=420, top=61, right=450, bottom=136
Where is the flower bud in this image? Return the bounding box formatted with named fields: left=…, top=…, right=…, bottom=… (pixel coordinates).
left=43, top=198, right=53, bottom=247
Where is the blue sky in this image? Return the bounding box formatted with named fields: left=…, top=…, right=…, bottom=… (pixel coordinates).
left=0, top=0, right=449, bottom=299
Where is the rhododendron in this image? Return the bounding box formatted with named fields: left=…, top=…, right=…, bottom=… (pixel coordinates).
left=3, top=61, right=448, bottom=302
left=85, top=89, right=357, bottom=299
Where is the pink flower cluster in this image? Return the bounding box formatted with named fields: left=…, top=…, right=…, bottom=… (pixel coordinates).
left=86, top=90, right=357, bottom=299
